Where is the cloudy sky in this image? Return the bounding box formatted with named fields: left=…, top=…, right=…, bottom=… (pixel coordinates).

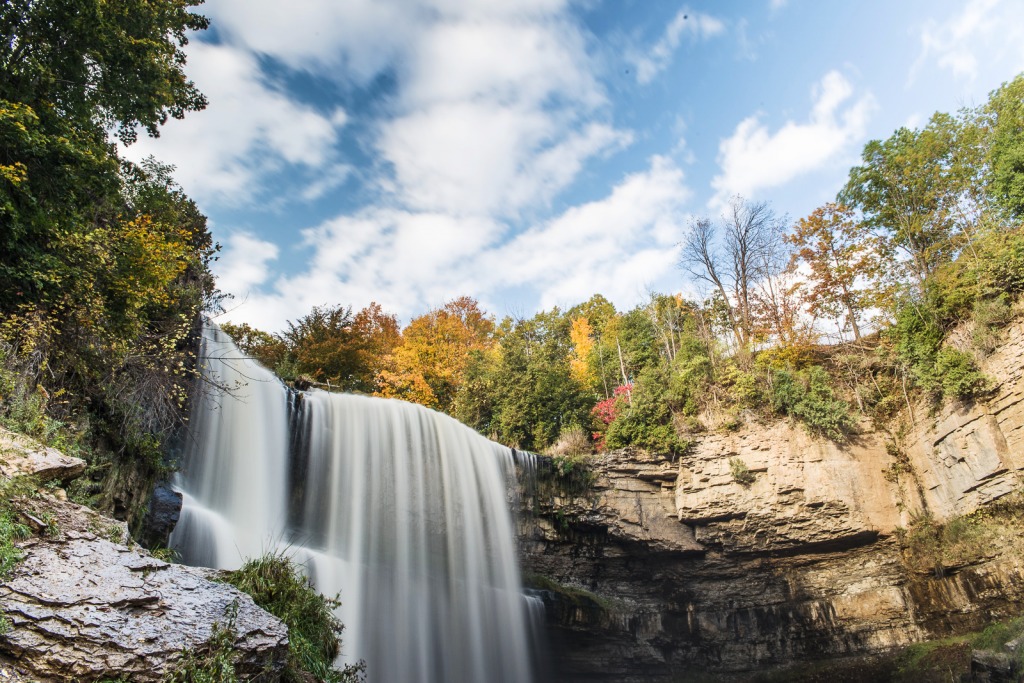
left=124, top=0, right=1024, bottom=332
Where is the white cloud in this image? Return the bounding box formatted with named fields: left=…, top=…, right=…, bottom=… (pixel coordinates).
left=912, top=0, right=1024, bottom=83
left=709, top=70, right=875, bottom=211
left=374, top=10, right=625, bottom=217
left=214, top=232, right=280, bottom=298
left=200, top=0, right=416, bottom=82
left=626, top=8, right=725, bottom=85
left=482, top=156, right=690, bottom=309
left=770, top=0, right=788, bottom=10
left=219, top=156, right=691, bottom=331
left=122, top=42, right=347, bottom=205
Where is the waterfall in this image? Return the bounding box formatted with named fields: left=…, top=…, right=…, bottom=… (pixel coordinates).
left=171, top=325, right=536, bottom=683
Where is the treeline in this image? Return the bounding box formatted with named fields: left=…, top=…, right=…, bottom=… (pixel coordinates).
left=234, top=72, right=1024, bottom=456
left=0, top=1, right=216, bottom=499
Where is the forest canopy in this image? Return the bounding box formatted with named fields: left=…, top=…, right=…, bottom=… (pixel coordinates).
left=230, top=72, right=1024, bottom=456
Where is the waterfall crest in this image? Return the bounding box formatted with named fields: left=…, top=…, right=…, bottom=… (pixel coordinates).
left=171, top=324, right=534, bottom=683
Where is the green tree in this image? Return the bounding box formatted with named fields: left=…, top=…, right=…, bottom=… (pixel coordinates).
left=0, top=0, right=208, bottom=144
left=985, top=74, right=1024, bottom=220
left=841, top=113, right=983, bottom=288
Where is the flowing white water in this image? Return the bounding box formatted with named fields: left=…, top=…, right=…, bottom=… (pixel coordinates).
left=171, top=326, right=535, bottom=682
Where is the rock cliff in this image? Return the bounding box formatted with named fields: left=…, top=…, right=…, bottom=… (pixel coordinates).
left=522, top=318, right=1024, bottom=681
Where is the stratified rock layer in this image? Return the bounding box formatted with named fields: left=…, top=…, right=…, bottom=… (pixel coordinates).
left=522, top=321, right=1024, bottom=682
left=1, top=531, right=288, bottom=682
left=0, top=446, right=289, bottom=682
left=0, top=427, right=85, bottom=482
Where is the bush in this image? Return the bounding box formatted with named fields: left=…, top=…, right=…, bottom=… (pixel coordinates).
left=972, top=295, right=1013, bottom=354
left=729, top=458, right=756, bottom=486
left=224, top=553, right=364, bottom=683
left=934, top=348, right=988, bottom=399
left=769, top=366, right=856, bottom=441
left=605, top=365, right=689, bottom=456
left=548, top=424, right=590, bottom=458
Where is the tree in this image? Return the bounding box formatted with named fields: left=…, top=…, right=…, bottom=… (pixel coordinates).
left=788, top=203, right=879, bottom=341
left=0, top=0, right=209, bottom=144
left=348, top=303, right=400, bottom=393
left=840, top=113, right=981, bottom=287
left=986, top=74, right=1024, bottom=220
left=220, top=322, right=288, bottom=371
left=680, top=196, right=788, bottom=351
left=567, top=316, right=596, bottom=388
left=483, top=310, right=592, bottom=451
left=375, top=297, right=494, bottom=412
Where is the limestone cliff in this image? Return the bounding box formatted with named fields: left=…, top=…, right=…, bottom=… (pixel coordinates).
left=521, top=319, right=1024, bottom=681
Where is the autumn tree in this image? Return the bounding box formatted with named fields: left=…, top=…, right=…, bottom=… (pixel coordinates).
left=220, top=322, right=288, bottom=371
left=376, top=297, right=494, bottom=412
left=566, top=294, right=618, bottom=398
left=567, top=316, right=596, bottom=387
left=788, top=203, right=879, bottom=341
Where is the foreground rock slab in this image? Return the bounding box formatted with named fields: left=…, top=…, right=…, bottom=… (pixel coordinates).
left=0, top=499, right=288, bottom=682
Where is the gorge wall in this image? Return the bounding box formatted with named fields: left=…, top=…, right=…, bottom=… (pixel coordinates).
left=521, top=318, right=1024, bottom=681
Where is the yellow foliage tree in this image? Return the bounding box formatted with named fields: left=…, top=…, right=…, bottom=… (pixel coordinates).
left=568, top=316, right=596, bottom=387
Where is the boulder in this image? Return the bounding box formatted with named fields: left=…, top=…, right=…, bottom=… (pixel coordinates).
left=0, top=497, right=289, bottom=682
left=0, top=427, right=85, bottom=483
left=139, top=483, right=183, bottom=548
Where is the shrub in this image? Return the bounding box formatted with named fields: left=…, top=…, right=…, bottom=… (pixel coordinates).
left=604, top=366, right=689, bottom=456
left=769, top=366, right=856, bottom=441
left=934, top=348, right=988, bottom=399
left=548, top=424, right=590, bottom=458
left=972, top=295, right=1013, bottom=354
left=224, top=553, right=364, bottom=683
left=729, top=458, right=756, bottom=487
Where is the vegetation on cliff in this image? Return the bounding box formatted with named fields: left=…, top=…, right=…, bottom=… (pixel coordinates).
left=230, top=73, right=1024, bottom=462
left=224, top=554, right=365, bottom=683
left=0, top=0, right=217, bottom=524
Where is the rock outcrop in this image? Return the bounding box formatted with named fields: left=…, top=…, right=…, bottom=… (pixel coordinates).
left=0, top=437, right=289, bottom=682
left=0, top=427, right=85, bottom=483
left=522, top=320, right=1024, bottom=681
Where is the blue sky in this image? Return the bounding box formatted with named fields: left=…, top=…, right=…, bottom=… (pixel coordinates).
left=124, top=0, right=1024, bottom=332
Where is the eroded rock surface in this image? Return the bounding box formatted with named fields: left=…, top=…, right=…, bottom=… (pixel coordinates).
left=0, top=436, right=289, bottom=682
left=0, top=427, right=85, bottom=483
left=907, top=317, right=1024, bottom=519
left=522, top=319, right=1024, bottom=681
left=1, top=525, right=287, bottom=682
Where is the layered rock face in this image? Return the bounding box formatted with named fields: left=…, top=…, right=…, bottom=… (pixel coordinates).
left=0, top=428, right=289, bottom=682
left=522, top=321, right=1024, bottom=681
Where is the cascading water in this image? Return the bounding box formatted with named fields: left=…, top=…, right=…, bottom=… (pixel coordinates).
left=171, top=324, right=536, bottom=682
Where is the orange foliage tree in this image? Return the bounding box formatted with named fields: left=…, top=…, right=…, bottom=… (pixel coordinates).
left=787, top=202, right=879, bottom=341
left=375, top=296, right=495, bottom=411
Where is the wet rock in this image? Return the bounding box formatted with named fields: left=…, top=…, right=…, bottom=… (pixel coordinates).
left=0, top=499, right=288, bottom=682
left=139, top=483, right=183, bottom=548
left=0, top=427, right=85, bottom=483
left=969, top=649, right=1016, bottom=682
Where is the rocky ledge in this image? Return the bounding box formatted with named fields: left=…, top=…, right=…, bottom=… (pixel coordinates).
left=0, top=429, right=289, bottom=682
